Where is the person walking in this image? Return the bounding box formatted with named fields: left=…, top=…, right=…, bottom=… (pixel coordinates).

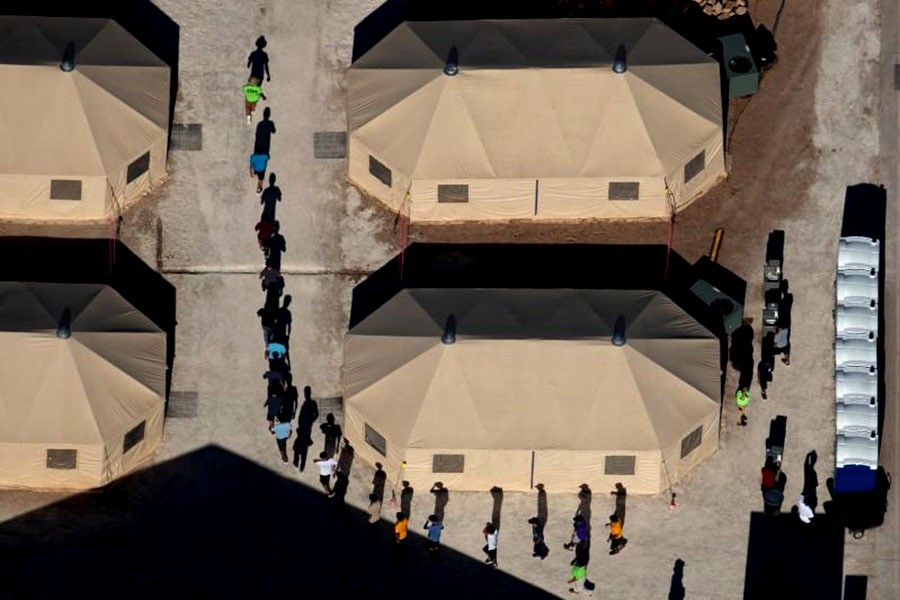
left=256, top=306, right=276, bottom=349
left=254, top=106, right=276, bottom=154
left=758, top=331, right=776, bottom=399
left=263, top=392, right=283, bottom=431
left=366, top=493, right=382, bottom=525
left=564, top=515, right=589, bottom=551
left=394, top=512, right=409, bottom=545
left=249, top=151, right=270, bottom=194
left=320, top=413, right=342, bottom=458
left=773, top=324, right=791, bottom=366
left=735, top=387, right=750, bottom=426
left=796, top=494, right=814, bottom=524
left=247, top=36, right=271, bottom=83
left=274, top=294, right=292, bottom=342
left=314, top=451, right=337, bottom=495
left=567, top=557, right=594, bottom=596
left=424, top=515, right=444, bottom=552
left=272, top=417, right=291, bottom=463
left=292, top=431, right=313, bottom=473
left=241, top=76, right=267, bottom=124
left=482, top=522, right=499, bottom=567
left=760, top=457, right=779, bottom=493
left=266, top=222, right=286, bottom=271
left=606, top=514, right=627, bottom=555
left=528, top=517, right=549, bottom=559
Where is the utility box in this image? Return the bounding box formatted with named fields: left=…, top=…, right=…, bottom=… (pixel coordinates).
left=719, top=33, right=759, bottom=98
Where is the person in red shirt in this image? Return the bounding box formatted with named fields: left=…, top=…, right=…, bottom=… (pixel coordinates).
left=760, top=457, right=779, bottom=493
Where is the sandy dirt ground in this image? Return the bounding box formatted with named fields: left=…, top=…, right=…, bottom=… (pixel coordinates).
left=0, top=0, right=896, bottom=598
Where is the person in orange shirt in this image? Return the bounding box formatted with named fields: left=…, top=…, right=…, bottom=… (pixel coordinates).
left=606, top=514, right=628, bottom=555
left=394, top=512, right=409, bottom=544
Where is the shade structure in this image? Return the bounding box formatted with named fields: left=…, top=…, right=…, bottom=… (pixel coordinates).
left=0, top=16, right=170, bottom=221
left=0, top=282, right=167, bottom=490
left=348, top=18, right=725, bottom=222
left=344, top=288, right=722, bottom=494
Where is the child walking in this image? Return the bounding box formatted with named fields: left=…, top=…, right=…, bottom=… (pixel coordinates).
left=242, top=76, right=267, bottom=124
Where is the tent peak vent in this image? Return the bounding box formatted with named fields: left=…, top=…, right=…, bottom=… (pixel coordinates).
left=613, top=44, right=627, bottom=74
left=442, top=314, right=457, bottom=344
left=444, top=47, right=459, bottom=76
left=60, top=41, right=76, bottom=72
left=57, top=307, right=72, bottom=339
left=612, top=315, right=627, bottom=346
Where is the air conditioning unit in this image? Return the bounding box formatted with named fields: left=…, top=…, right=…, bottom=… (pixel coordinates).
left=719, top=33, right=759, bottom=98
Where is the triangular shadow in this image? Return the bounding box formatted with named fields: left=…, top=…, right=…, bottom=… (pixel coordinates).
left=0, top=445, right=551, bottom=599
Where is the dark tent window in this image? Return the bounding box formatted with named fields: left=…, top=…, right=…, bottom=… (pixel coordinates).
left=50, top=179, right=82, bottom=201
left=432, top=454, right=465, bottom=473
left=46, top=449, right=77, bottom=469
left=368, top=156, right=392, bottom=188
left=127, top=151, right=151, bottom=184
left=684, top=150, right=705, bottom=184
left=438, top=184, right=469, bottom=203
left=608, top=182, right=640, bottom=201
left=365, top=423, right=387, bottom=456
left=123, top=421, right=146, bottom=454
left=604, top=455, right=636, bottom=475
left=681, top=426, right=703, bottom=458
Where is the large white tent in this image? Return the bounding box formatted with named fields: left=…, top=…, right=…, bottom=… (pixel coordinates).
left=0, top=16, right=170, bottom=221
left=348, top=18, right=725, bottom=222
left=344, top=288, right=722, bottom=493
left=0, top=282, right=167, bottom=490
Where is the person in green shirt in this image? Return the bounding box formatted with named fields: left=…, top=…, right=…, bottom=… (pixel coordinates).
left=567, top=558, right=593, bottom=595
left=735, top=386, right=750, bottom=427
left=241, top=76, right=267, bottom=124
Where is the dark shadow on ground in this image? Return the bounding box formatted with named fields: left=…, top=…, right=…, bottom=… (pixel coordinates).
left=0, top=446, right=551, bottom=600
left=743, top=512, right=843, bottom=600
left=668, top=558, right=686, bottom=600
left=10, top=1, right=180, bottom=143
left=352, top=0, right=755, bottom=62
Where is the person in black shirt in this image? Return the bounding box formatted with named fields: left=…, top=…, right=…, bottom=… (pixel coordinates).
left=254, top=107, right=276, bottom=154
left=256, top=306, right=276, bottom=348
left=266, top=222, right=286, bottom=271
left=320, top=413, right=342, bottom=457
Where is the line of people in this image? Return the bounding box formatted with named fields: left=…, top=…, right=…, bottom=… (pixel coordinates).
left=731, top=279, right=794, bottom=426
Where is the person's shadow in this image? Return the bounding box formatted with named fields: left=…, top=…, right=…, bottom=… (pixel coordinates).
left=490, top=486, right=503, bottom=530
left=400, top=480, right=414, bottom=520
left=260, top=173, right=282, bottom=221
left=536, top=483, right=548, bottom=528
left=372, top=463, right=387, bottom=502
left=254, top=107, right=276, bottom=154
left=611, top=482, right=627, bottom=527
left=668, top=558, right=686, bottom=600
left=803, top=450, right=818, bottom=511
left=430, top=482, right=449, bottom=522
left=337, top=441, right=354, bottom=476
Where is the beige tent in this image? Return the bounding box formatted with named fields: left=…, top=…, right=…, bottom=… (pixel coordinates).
left=348, top=18, right=725, bottom=222
left=0, top=16, right=170, bottom=221
left=0, top=282, right=167, bottom=490
left=344, top=289, right=721, bottom=494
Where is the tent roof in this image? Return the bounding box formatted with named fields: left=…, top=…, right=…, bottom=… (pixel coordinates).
left=0, top=16, right=169, bottom=178
left=345, top=289, right=721, bottom=451
left=0, top=282, right=166, bottom=445
left=349, top=18, right=722, bottom=181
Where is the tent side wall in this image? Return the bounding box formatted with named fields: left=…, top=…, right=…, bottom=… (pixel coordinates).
left=344, top=401, right=409, bottom=486
left=657, top=408, right=720, bottom=491
left=0, top=175, right=109, bottom=220
left=534, top=450, right=664, bottom=494
left=348, top=139, right=408, bottom=214
left=665, top=134, right=726, bottom=214
left=100, top=401, right=166, bottom=486
left=0, top=443, right=104, bottom=490
left=108, top=133, right=169, bottom=216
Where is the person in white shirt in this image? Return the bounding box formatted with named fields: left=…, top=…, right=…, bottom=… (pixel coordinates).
left=314, top=452, right=337, bottom=494
left=797, top=494, right=814, bottom=524
left=482, top=522, right=499, bottom=567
